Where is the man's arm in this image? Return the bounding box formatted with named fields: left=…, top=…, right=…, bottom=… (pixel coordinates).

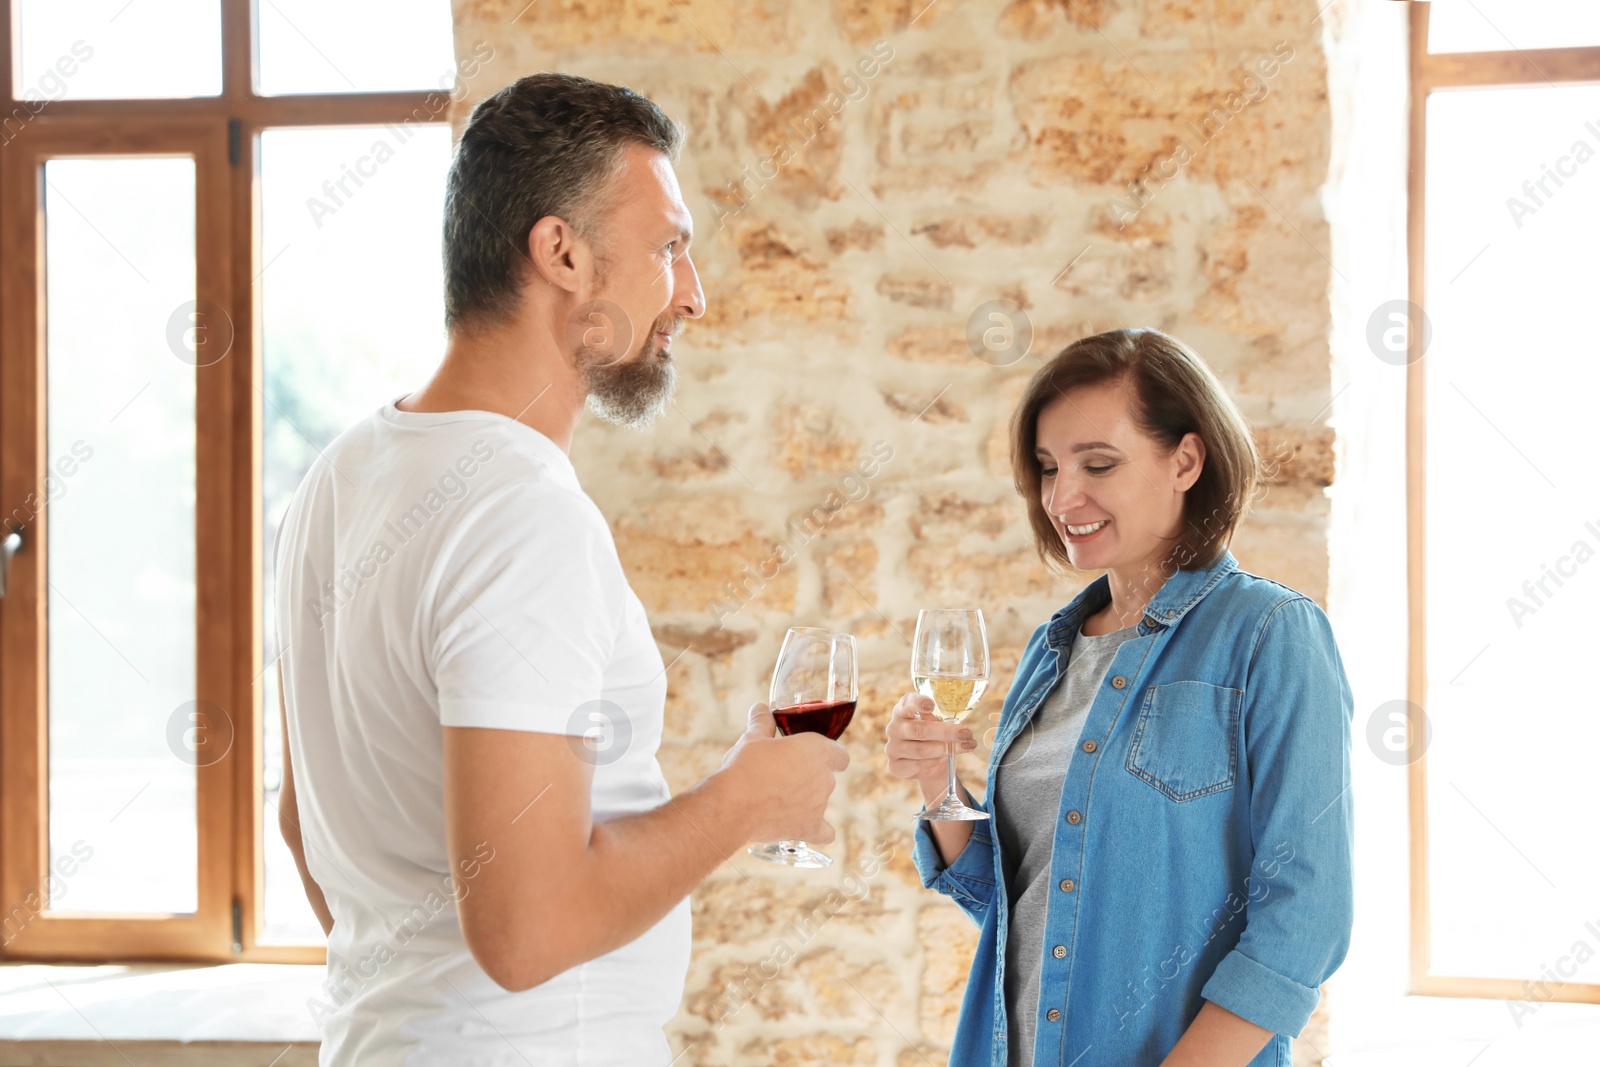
left=444, top=704, right=846, bottom=992
left=277, top=664, right=334, bottom=936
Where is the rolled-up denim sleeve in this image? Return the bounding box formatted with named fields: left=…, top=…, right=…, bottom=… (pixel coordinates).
left=1200, top=596, right=1355, bottom=1037
left=912, top=805, right=998, bottom=923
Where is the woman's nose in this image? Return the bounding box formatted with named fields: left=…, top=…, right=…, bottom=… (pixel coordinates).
left=1047, top=481, right=1085, bottom=516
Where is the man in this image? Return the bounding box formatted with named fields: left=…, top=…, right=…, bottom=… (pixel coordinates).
left=274, top=73, right=848, bottom=1065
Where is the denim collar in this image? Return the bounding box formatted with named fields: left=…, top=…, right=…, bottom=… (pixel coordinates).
left=1043, top=547, right=1239, bottom=651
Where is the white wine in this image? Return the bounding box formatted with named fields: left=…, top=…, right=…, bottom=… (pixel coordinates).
left=913, top=673, right=988, bottom=722
left=911, top=609, right=993, bottom=821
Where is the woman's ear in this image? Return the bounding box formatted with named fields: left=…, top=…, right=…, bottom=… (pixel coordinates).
left=1174, top=432, right=1206, bottom=492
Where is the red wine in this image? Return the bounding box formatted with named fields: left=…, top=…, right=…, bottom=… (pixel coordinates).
left=772, top=699, right=856, bottom=740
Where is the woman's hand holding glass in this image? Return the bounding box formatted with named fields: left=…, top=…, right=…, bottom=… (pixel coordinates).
left=903, top=607, right=991, bottom=821
left=884, top=692, right=980, bottom=791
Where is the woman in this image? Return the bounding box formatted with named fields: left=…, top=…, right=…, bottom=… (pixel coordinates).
left=885, top=328, right=1353, bottom=1067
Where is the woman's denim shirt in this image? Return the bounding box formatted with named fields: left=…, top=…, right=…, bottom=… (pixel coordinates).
left=912, top=548, right=1355, bottom=1067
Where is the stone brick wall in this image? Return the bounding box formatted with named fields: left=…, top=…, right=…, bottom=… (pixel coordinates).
left=452, top=1, right=1340, bottom=1062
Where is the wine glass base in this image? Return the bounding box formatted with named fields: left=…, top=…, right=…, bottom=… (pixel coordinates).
left=748, top=841, right=833, bottom=867
left=915, top=794, right=991, bottom=822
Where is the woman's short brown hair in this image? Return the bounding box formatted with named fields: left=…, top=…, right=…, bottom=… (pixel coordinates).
left=1009, top=327, right=1261, bottom=574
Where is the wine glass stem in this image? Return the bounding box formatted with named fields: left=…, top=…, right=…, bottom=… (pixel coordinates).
left=945, top=741, right=959, bottom=806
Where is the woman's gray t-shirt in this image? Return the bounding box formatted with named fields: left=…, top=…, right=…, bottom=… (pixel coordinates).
left=994, top=620, right=1141, bottom=1067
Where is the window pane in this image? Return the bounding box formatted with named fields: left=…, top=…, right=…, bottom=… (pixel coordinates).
left=257, top=0, right=455, bottom=96
left=17, top=0, right=221, bottom=101
left=259, top=125, right=451, bottom=941
left=1429, top=0, right=1600, bottom=53
left=45, top=158, right=198, bottom=914
left=1423, top=85, right=1600, bottom=981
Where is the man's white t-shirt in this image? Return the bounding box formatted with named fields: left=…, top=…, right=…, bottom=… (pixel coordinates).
left=274, top=398, right=690, bottom=1066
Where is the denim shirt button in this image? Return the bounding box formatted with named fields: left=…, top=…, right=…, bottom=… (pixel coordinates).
left=1053, top=945, right=1067, bottom=959
left=1058, top=878, right=1075, bottom=892
left=1110, top=675, right=1126, bottom=689
left=1081, top=739, right=1097, bottom=752
left=1066, top=810, right=1082, bottom=825
left=1046, top=1009, right=1062, bottom=1022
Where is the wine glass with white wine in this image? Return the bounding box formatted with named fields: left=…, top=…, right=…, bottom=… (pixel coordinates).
left=910, top=608, right=991, bottom=821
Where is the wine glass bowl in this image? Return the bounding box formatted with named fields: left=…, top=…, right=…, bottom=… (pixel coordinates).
left=910, top=674, right=988, bottom=725
left=748, top=627, right=857, bottom=867
left=911, top=608, right=991, bottom=821
left=771, top=699, right=856, bottom=739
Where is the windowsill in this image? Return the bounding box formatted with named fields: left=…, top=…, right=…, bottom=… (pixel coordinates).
left=4, top=963, right=1595, bottom=1065
left=1329, top=994, right=1600, bottom=1066
left=0, top=962, right=322, bottom=1046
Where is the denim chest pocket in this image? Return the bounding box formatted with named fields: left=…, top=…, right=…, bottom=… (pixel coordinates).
left=1125, top=680, right=1242, bottom=802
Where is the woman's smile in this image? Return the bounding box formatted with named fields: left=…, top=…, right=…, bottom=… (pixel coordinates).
left=1064, top=519, right=1111, bottom=542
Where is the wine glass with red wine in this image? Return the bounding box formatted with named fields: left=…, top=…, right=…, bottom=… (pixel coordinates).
left=748, top=627, right=858, bottom=868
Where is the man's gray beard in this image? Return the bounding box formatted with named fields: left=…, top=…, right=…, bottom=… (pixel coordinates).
left=579, top=342, right=676, bottom=429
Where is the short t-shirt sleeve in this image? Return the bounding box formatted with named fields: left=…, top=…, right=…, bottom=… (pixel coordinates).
left=430, top=482, right=624, bottom=734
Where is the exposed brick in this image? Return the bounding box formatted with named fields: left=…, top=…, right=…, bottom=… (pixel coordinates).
left=465, top=0, right=1340, bottom=1060
left=820, top=538, right=880, bottom=618
left=696, top=222, right=856, bottom=347
left=739, top=1034, right=879, bottom=1065
left=1001, top=0, right=1118, bottom=38
left=826, top=219, right=886, bottom=253
left=909, top=492, right=1020, bottom=540
left=918, top=904, right=980, bottom=1045
left=773, top=403, right=863, bottom=478
left=458, top=0, right=788, bottom=52
left=910, top=214, right=1049, bottom=249
left=877, top=270, right=954, bottom=309
left=881, top=388, right=968, bottom=424
left=728, top=65, right=848, bottom=210
left=614, top=496, right=799, bottom=614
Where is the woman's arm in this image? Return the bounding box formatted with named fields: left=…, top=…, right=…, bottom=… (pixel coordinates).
left=1195, top=596, right=1356, bottom=1041
left=889, top=693, right=999, bottom=917
left=1159, top=1000, right=1273, bottom=1067
left=918, top=775, right=980, bottom=865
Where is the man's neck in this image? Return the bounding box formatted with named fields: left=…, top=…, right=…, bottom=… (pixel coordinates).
left=399, top=315, right=586, bottom=453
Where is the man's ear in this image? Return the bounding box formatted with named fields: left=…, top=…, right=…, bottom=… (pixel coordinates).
left=527, top=215, right=586, bottom=294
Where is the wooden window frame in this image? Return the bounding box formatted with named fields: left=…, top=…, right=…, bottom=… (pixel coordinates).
left=0, top=0, right=449, bottom=964
left=1406, top=2, right=1600, bottom=1002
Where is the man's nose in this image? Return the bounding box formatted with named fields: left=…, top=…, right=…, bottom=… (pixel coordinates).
left=675, top=253, right=706, bottom=319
